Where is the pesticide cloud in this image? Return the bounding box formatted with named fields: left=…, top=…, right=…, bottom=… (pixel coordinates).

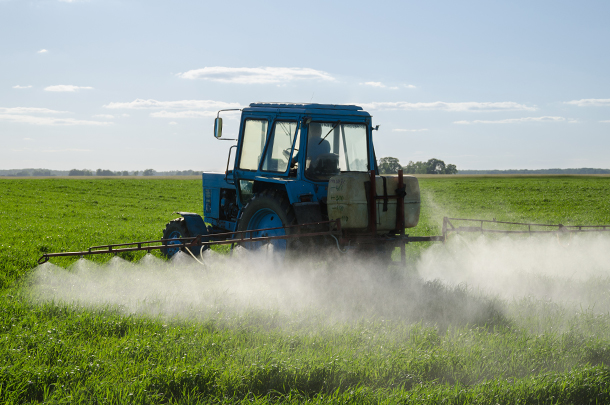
left=29, top=248, right=504, bottom=328
left=29, top=234, right=610, bottom=328
left=418, top=233, right=610, bottom=311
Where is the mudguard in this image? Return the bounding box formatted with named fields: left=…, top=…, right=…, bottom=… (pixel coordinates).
left=175, top=212, right=209, bottom=236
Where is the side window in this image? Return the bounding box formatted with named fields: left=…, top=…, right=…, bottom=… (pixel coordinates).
left=261, top=121, right=298, bottom=173
left=238, top=119, right=269, bottom=171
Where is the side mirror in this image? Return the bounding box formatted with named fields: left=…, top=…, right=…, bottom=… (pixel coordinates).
left=214, top=117, right=223, bottom=139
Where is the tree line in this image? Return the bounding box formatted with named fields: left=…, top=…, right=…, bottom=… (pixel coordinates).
left=11, top=169, right=53, bottom=177
left=67, top=169, right=201, bottom=176
left=68, top=169, right=135, bottom=176
left=459, top=168, right=610, bottom=175
left=68, top=169, right=156, bottom=176
left=378, top=157, right=458, bottom=175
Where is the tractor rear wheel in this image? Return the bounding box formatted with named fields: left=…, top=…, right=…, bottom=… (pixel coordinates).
left=236, top=189, right=296, bottom=257
left=161, top=218, right=189, bottom=258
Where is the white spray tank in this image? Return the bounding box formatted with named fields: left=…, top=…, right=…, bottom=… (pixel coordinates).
left=327, top=173, right=420, bottom=232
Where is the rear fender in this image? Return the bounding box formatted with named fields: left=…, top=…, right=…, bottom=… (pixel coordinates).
left=175, top=212, right=209, bottom=236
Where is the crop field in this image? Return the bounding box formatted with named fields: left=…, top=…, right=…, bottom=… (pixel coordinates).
left=1, top=176, right=610, bottom=404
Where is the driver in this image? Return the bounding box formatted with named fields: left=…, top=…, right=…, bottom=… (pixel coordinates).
left=291, top=122, right=331, bottom=168
left=305, top=123, right=331, bottom=162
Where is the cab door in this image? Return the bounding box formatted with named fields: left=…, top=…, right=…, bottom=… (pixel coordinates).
left=233, top=113, right=302, bottom=207
left=258, top=116, right=301, bottom=177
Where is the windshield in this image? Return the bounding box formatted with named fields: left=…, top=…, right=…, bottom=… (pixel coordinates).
left=305, top=122, right=368, bottom=181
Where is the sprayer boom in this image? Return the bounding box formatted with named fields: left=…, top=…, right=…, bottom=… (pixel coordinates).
left=442, top=217, right=610, bottom=238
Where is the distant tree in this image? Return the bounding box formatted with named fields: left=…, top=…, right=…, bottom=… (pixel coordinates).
left=403, top=161, right=428, bottom=174
left=15, top=170, right=30, bottom=177
left=132, top=170, right=139, bottom=176
left=143, top=169, right=156, bottom=176
left=445, top=164, right=458, bottom=174
left=122, top=171, right=129, bottom=176
left=70, top=169, right=93, bottom=176
left=425, top=158, right=446, bottom=174
left=31, top=169, right=52, bottom=176
left=174, top=170, right=198, bottom=176
left=96, top=169, right=116, bottom=176
left=403, top=158, right=458, bottom=175
left=379, top=157, right=402, bottom=174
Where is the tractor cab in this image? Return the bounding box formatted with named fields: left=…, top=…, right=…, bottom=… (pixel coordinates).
left=215, top=103, right=377, bottom=210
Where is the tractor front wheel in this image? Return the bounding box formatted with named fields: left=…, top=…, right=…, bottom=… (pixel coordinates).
left=161, top=218, right=189, bottom=258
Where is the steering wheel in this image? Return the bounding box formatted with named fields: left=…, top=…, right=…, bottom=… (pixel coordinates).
left=282, top=148, right=298, bottom=159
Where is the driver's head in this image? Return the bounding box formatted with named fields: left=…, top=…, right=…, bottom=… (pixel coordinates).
left=308, top=123, right=322, bottom=138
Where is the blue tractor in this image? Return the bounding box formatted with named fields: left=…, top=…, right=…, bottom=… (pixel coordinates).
left=161, top=102, right=424, bottom=262
left=40, top=102, right=608, bottom=266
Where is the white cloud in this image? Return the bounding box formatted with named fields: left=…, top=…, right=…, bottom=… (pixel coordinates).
left=169, top=121, right=178, bottom=125
left=362, top=101, right=536, bottom=112
left=11, top=147, right=92, bottom=153
left=601, top=120, right=610, bottom=123
left=0, top=107, right=67, bottom=114
left=392, top=128, right=429, bottom=132
left=104, top=99, right=240, bottom=110
left=404, top=84, right=417, bottom=89
left=0, top=107, right=110, bottom=126
left=105, top=99, right=242, bottom=119
left=178, top=67, right=335, bottom=84
left=13, top=85, right=32, bottom=89
left=45, top=85, right=94, bottom=92
left=454, top=116, right=569, bottom=124
left=37, top=49, right=48, bottom=54
left=150, top=110, right=217, bottom=118
left=93, top=114, right=115, bottom=119
left=565, top=98, right=610, bottom=107
left=363, top=81, right=385, bottom=88
left=360, top=82, right=399, bottom=90
left=44, top=148, right=92, bottom=152
left=0, top=114, right=112, bottom=126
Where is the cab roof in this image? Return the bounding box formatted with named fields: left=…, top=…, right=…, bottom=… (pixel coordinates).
left=244, top=102, right=371, bottom=117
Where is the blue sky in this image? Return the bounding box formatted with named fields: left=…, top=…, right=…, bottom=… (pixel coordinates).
left=1, top=0, right=609, bottom=171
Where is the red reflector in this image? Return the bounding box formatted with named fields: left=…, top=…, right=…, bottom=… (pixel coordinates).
left=299, top=194, right=313, bottom=202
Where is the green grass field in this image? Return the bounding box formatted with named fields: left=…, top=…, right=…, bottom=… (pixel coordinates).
left=1, top=176, right=610, bottom=404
